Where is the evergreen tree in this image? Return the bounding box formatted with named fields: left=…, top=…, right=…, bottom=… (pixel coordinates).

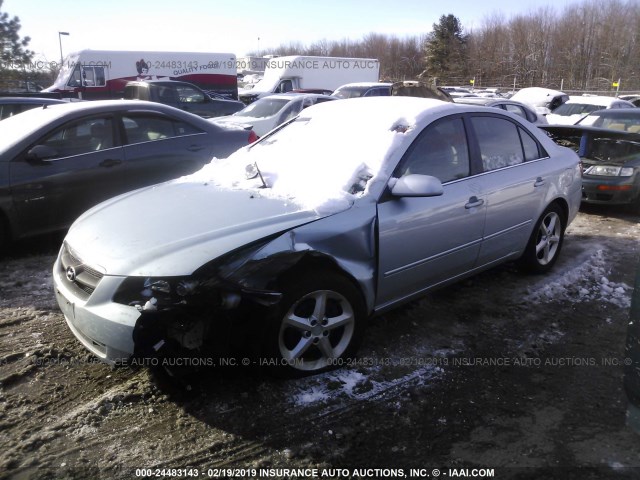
left=423, top=14, right=468, bottom=83
left=0, top=0, right=33, bottom=69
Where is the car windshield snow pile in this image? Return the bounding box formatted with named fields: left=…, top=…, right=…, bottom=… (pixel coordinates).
left=182, top=98, right=438, bottom=214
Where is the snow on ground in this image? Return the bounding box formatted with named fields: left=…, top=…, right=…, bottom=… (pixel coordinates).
left=525, top=248, right=632, bottom=308
left=292, top=363, right=444, bottom=407
left=291, top=345, right=454, bottom=407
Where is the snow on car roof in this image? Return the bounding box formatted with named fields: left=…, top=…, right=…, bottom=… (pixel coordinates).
left=565, top=95, right=624, bottom=106
left=510, top=87, right=566, bottom=106
left=184, top=97, right=452, bottom=215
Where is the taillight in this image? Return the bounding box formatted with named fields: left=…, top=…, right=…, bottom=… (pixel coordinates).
left=247, top=130, right=258, bottom=144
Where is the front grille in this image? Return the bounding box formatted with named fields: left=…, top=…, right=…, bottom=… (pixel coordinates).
left=59, top=243, right=104, bottom=300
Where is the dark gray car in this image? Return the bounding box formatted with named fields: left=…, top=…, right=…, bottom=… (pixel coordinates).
left=0, top=97, right=67, bottom=120
left=0, top=100, right=254, bottom=250
left=124, top=80, right=245, bottom=118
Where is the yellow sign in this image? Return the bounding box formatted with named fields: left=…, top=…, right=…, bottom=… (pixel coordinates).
left=470, top=79, right=475, bottom=85
left=612, top=82, right=619, bottom=87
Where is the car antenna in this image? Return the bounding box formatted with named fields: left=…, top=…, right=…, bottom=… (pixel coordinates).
left=255, top=161, right=267, bottom=188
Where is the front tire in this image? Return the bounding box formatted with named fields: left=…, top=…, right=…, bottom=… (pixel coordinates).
left=263, top=270, right=366, bottom=378
left=520, top=204, right=565, bottom=273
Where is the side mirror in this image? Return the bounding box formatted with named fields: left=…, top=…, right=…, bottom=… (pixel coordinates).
left=26, top=145, right=59, bottom=162
left=389, top=174, right=444, bottom=197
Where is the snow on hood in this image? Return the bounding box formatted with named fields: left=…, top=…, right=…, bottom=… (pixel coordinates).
left=65, top=182, right=321, bottom=276
left=184, top=97, right=449, bottom=216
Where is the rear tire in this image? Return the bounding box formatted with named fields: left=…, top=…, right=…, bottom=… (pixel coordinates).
left=519, top=204, right=565, bottom=274
left=262, top=270, right=366, bottom=378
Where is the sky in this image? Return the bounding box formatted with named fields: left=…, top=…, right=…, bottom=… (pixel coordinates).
left=7, top=0, right=582, bottom=65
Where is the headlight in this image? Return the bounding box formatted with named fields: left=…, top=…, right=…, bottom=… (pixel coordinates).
left=114, top=276, right=200, bottom=307
left=585, top=165, right=635, bottom=177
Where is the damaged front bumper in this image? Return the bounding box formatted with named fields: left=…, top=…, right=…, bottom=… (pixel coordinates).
left=54, top=252, right=282, bottom=366
left=54, top=260, right=138, bottom=364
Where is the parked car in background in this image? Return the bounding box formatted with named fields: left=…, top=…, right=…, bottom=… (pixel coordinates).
left=454, top=97, right=548, bottom=125
left=53, top=97, right=582, bottom=377
left=238, top=55, right=380, bottom=104
left=576, top=108, right=640, bottom=132
left=124, top=80, right=244, bottom=118
left=619, top=95, right=640, bottom=107
left=332, top=82, right=392, bottom=99
left=546, top=95, right=635, bottom=125
left=0, top=100, right=255, bottom=250
left=541, top=124, right=640, bottom=209
left=0, top=97, right=67, bottom=120
left=391, top=81, right=453, bottom=102
left=510, top=87, right=569, bottom=115
left=213, top=93, right=337, bottom=137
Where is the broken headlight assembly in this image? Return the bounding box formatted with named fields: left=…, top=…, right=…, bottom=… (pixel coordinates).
left=113, top=276, right=203, bottom=310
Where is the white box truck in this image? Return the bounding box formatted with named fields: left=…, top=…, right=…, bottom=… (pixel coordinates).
left=239, top=55, right=380, bottom=104
left=43, top=50, right=239, bottom=100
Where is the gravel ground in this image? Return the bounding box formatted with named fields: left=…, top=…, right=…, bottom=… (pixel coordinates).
left=1, top=206, right=639, bottom=480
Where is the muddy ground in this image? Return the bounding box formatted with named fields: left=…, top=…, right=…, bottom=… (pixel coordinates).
left=1, top=205, right=639, bottom=480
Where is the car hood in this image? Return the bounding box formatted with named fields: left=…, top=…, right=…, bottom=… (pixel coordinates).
left=65, top=181, right=323, bottom=277
left=546, top=113, right=587, bottom=125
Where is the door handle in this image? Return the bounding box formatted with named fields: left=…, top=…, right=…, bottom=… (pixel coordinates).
left=534, top=177, right=546, bottom=187
left=99, top=159, right=122, bottom=168
left=465, top=196, right=484, bottom=209
left=187, top=145, right=205, bottom=152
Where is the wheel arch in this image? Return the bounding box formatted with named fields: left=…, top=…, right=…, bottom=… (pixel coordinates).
left=274, top=251, right=369, bottom=308
left=547, top=197, right=569, bottom=228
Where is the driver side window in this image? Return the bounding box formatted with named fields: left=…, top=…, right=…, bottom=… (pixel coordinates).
left=397, top=117, right=470, bottom=183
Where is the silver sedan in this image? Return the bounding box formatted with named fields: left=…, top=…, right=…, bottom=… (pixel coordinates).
left=53, top=97, right=582, bottom=377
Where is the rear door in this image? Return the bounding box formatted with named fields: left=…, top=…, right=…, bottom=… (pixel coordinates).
left=467, top=114, right=551, bottom=266
left=119, top=111, right=213, bottom=188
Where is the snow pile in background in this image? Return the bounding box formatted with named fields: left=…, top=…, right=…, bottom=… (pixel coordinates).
left=184, top=98, right=446, bottom=215
left=526, top=249, right=631, bottom=308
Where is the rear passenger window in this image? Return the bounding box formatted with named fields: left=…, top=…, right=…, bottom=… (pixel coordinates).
left=519, top=127, right=544, bottom=161
left=471, top=116, right=524, bottom=171
left=503, top=104, right=526, bottom=120
left=122, top=114, right=203, bottom=144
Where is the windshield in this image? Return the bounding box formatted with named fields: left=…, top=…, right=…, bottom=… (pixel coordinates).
left=233, top=98, right=290, bottom=118
left=578, top=113, right=640, bottom=131
left=552, top=103, right=605, bottom=116
left=332, top=87, right=368, bottom=99
left=183, top=100, right=415, bottom=214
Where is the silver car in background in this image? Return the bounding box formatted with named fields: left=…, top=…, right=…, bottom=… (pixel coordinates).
left=53, top=97, right=582, bottom=377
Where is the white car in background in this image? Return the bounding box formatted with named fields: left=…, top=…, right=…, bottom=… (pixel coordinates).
left=510, top=87, right=569, bottom=115
left=213, top=93, right=336, bottom=137
left=331, top=82, right=392, bottom=99
left=546, top=95, right=635, bottom=125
